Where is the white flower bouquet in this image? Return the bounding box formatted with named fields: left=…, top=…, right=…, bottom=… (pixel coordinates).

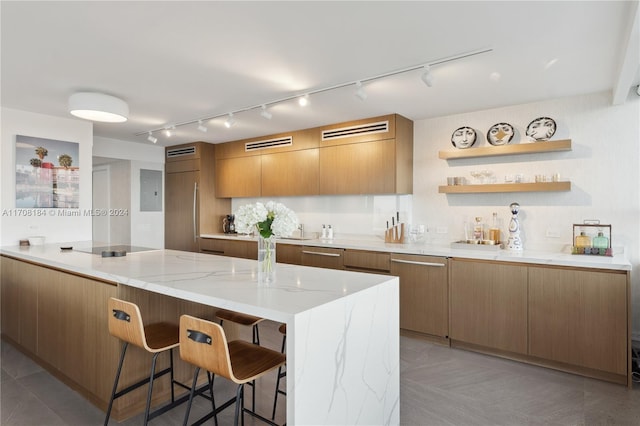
left=234, top=201, right=299, bottom=239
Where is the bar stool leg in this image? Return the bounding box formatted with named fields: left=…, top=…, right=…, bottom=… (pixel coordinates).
left=271, top=333, right=286, bottom=420
left=104, top=342, right=129, bottom=426
left=183, top=366, right=200, bottom=426
left=143, top=352, right=161, bottom=426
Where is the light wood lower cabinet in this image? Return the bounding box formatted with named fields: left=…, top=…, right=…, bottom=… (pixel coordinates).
left=199, top=238, right=257, bottom=259
left=528, top=266, right=628, bottom=376
left=301, top=246, right=344, bottom=269
left=450, top=259, right=528, bottom=355
left=391, top=254, right=448, bottom=340
left=276, top=243, right=302, bottom=265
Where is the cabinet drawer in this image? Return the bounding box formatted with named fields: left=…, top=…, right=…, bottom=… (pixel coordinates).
left=199, top=238, right=225, bottom=254
left=343, top=250, right=390, bottom=273
left=301, top=246, right=344, bottom=270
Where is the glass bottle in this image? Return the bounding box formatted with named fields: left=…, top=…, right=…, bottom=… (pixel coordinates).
left=473, top=217, right=484, bottom=241
left=488, top=212, right=500, bottom=243
left=575, top=231, right=592, bottom=248
left=593, top=231, right=609, bottom=249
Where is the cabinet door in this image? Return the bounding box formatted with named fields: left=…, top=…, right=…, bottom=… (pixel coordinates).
left=301, top=246, right=344, bottom=270
left=450, top=259, right=528, bottom=354
left=261, top=149, right=319, bottom=196
left=224, top=239, right=257, bottom=260
left=1, top=256, right=20, bottom=342
left=319, top=139, right=396, bottom=195
left=528, top=267, right=627, bottom=375
left=215, top=156, right=261, bottom=198
left=390, top=254, right=448, bottom=338
left=165, top=171, right=199, bottom=252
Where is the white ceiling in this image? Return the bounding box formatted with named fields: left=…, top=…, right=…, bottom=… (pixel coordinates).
left=2, top=1, right=639, bottom=147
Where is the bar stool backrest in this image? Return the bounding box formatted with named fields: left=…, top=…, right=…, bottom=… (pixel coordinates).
left=108, top=297, right=149, bottom=351
left=180, top=315, right=236, bottom=382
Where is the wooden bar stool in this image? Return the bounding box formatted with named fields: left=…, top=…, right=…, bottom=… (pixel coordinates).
left=180, top=314, right=286, bottom=426
left=271, top=323, right=287, bottom=420
left=105, top=298, right=191, bottom=426
left=215, top=308, right=264, bottom=412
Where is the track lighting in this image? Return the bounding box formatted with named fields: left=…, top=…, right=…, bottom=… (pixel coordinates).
left=135, top=47, right=492, bottom=142
left=164, top=125, right=175, bottom=137
left=355, top=81, right=367, bottom=101
left=147, top=132, right=157, bottom=144
left=224, top=113, right=236, bottom=128
left=260, top=105, right=272, bottom=120
left=421, top=65, right=434, bottom=87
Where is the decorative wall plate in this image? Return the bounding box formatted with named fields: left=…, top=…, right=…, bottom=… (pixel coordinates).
left=526, top=116, right=556, bottom=141
left=451, top=126, right=477, bottom=149
left=487, top=122, right=514, bottom=146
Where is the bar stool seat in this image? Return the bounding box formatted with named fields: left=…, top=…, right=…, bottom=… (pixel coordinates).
left=215, top=308, right=264, bottom=345
left=180, top=315, right=285, bottom=426
left=104, top=298, right=192, bottom=426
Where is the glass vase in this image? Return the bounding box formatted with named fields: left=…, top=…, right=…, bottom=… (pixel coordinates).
left=257, top=235, right=276, bottom=285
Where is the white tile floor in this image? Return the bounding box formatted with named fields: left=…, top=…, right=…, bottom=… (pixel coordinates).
left=3, top=334, right=640, bottom=425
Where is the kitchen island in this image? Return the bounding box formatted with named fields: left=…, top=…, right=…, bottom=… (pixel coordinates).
left=0, top=243, right=399, bottom=425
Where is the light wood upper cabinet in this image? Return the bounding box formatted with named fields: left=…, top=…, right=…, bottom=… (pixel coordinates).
left=262, top=149, right=319, bottom=196
left=214, top=114, right=413, bottom=197
left=450, top=259, right=528, bottom=355
left=215, top=155, right=262, bottom=198
left=528, top=266, right=628, bottom=376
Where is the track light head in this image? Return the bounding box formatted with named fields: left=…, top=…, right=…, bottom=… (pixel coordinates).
left=147, top=132, right=158, bottom=144
left=355, top=81, right=367, bottom=101
left=636, top=84, right=640, bottom=96
left=197, top=120, right=208, bottom=132
left=421, top=65, right=434, bottom=87
left=260, top=105, right=272, bottom=120
left=164, top=126, right=174, bottom=137
left=298, top=94, right=309, bottom=107
left=224, top=113, right=236, bottom=128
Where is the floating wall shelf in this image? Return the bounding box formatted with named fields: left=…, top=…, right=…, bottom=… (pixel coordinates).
left=438, top=139, right=572, bottom=160
left=438, top=181, right=572, bottom=194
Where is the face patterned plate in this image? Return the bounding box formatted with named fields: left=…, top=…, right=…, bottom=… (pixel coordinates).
left=486, top=122, right=514, bottom=146
left=451, top=126, right=477, bottom=149
left=525, top=116, right=556, bottom=141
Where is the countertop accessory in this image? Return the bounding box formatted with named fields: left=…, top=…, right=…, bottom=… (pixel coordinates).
left=487, top=122, right=514, bottom=146
left=451, top=240, right=503, bottom=251
left=101, top=250, right=127, bottom=257
left=385, top=223, right=405, bottom=243
left=28, top=236, right=45, bottom=245
left=572, top=222, right=612, bottom=256
left=451, top=126, right=477, bottom=149
left=506, top=202, right=523, bottom=252
left=60, top=246, right=73, bottom=251
left=19, top=239, right=30, bottom=246
left=526, top=116, right=556, bottom=141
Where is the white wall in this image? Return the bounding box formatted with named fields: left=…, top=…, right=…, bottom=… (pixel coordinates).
left=94, top=136, right=165, bottom=248
left=0, top=108, right=93, bottom=245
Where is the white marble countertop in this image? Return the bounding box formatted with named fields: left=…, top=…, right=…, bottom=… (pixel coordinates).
left=0, top=242, right=397, bottom=323
left=201, top=233, right=632, bottom=271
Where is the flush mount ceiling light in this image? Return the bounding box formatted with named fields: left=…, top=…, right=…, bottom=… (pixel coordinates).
left=421, top=66, right=434, bottom=87
left=68, top=92, right=129, bottom=123
left=135, top=47, right=492, bottom=142
left=260, top=105, right=272, bottom=120
left=147, top=132, right=158, bottom=144
left=197, top=120, right=208, bottom=132
left=224, top=113, right=236, bottom=128
left=355, top=81, right=367, bottom=101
